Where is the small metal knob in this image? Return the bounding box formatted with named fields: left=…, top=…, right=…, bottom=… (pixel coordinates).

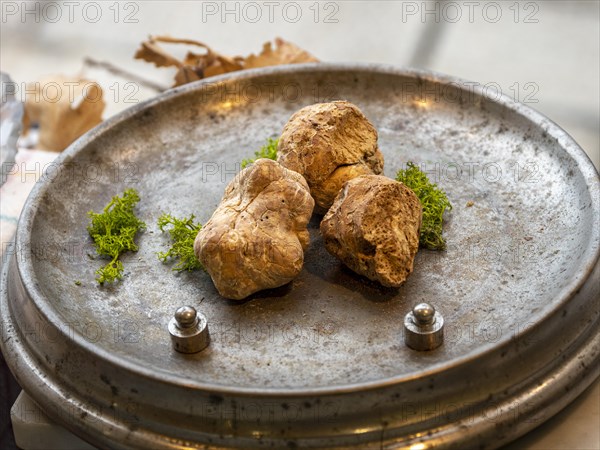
left=404, top=303, right=444, bottom=351
left=175, top=306, right=198, bottom=328
left=169, top=306, right=210, bottom=353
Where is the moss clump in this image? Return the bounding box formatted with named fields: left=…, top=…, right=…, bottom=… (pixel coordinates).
left=241, top=137, right=279, bottom=169
left=87, top=188, right=146, bottom=284
left=157, top=213, right=204, bottom=272
left=396, top=162, right=452, bottom=250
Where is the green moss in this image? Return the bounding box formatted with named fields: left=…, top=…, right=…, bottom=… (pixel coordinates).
left=87, top=188, right=146, bottom=284
left=241, top=137, right=279, bottom=169
left=396, top=162, right=452, bottom=250
left=157, top=213, right=204, bottom=272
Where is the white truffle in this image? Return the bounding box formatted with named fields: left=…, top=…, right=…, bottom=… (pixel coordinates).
left=194, top=159, right=314, bottom=300
left=320, top=175, right=422, bottom=287
left=277, top=101, right=384, bottom=214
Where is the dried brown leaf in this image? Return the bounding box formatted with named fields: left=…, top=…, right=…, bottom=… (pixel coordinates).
left=134, top=40, right=182, bottom=68
left=134, top=36, right=216, bottom=68
left=24, top=76, right=105, bottom=151
left=135, top=36, right=318, bottom=87
left=244, top=38, right=319, bottom=69
left=173, top=66, right=202, bottom=87
left=204, top=55, right=244, bottom=78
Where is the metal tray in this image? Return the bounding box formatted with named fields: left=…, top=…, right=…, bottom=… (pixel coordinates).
left=1, top=64, right=599, bottom=449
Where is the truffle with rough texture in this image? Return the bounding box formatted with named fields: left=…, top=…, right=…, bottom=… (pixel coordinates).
left=320, top=175, right=422, bottom=287
left=194, top=158, right=314, bottom=300
left=277, top=101, right=384, bottom=214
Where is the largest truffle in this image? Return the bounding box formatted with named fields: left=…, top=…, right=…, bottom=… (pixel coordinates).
left=194, top=158, right=314, bottom=300
left=277, top=101, right=384, bottom=214
left=320, top=175, right=422, bottom=287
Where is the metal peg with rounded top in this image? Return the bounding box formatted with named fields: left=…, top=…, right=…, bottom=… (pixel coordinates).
left=168, top=306, right=210, bottom=354
left=404, top=302, right=444, bottom=351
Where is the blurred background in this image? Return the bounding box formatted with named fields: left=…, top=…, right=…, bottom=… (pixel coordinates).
left=1, top=0, right=598, bottom=168
left=1, top=1, right=599, bottom=449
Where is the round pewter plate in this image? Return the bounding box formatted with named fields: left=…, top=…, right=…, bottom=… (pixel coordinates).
left=1, top=64, right=599, bottom=449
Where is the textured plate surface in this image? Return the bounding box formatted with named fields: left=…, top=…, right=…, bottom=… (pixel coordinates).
left=1, top=64, right=599, bottom=449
